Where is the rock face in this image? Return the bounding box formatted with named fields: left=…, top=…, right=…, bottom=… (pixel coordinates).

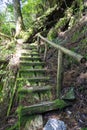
left=43, top=118, right=67, bottom=130
left=24, top=115, right=43, bottom=130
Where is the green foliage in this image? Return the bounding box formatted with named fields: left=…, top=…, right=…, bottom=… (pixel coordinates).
left=22, top=0, right=45, bottom=28
left=0, top=42, right=14, bottom=103
left=77, top=0, right=84, bottom=12
left=71, top=31, right=80, bottom=42
left=0, top=13, right=10, bottom=35
left=0, top=42, right=15, bottom=60
left=6, top=123, right=19, bottom=130
left=81, top=128, right=87, bottom=130
left=0, top=13, right=14, bottom=35
left=0, top=41, right=16, bottom=115
left=54, top=99, right=68, bottom=109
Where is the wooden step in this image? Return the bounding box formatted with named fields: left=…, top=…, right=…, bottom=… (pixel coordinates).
left=20, top=61, right=45, bottom=66
left=21, top=52, right=39, bottom=56
left=18, top=99, right=68, bottom=116
left=20, top=57, right=41, bottom=61
left=22, top=49, right=38, bottom=53
left=23, top=47, right=37, bottom=50
left=18, top=77, right=50, bottom=82
left=18, top=86, right=52, bottom=94
left=19, top=69, right=47, bottom=73
left=23, top=44, right=37, bottom=48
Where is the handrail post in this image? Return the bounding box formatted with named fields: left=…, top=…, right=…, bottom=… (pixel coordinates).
left=37, top=36, right=40, bottom=52
left=44, top=43, right=47, bottom=61
left=56, top=50, right=63, bottom=98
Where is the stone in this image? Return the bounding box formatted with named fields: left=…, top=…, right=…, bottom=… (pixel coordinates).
left=62, top=87, right=75, bottom=100
left=24, top=115, right=43, bottom=130
left=43, top=118, right=67, bottom=130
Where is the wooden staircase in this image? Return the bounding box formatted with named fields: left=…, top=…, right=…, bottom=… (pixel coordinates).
left=17, top=43, right=53, bottom=111
left=16, top=42, right=68, bottom=129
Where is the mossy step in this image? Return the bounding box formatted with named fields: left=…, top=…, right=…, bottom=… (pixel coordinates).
left=22, top=47, right=37, bottom=50
left=18, top=99, right=68, bottom=116
left=18, top=77, right=50, bottom=82
left=21, top=53, right=39, bottom=56
left=20, top=61, right=45, bottom=66
left=18, top=86, right=52, bottom=94
left=20, top=57, right=41, bottom=61
left=21, top=51, right=39, bottom=55
left=19, top=69, right=47, bottom=73
left=22, top=49, right=38, bottom=52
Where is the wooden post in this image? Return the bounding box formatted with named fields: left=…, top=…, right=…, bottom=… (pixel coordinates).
left=37, top=36, right=40, bottom=52
left=44, top=43, right=47, bottom=61
left=56, top=50, right=63, bottom=98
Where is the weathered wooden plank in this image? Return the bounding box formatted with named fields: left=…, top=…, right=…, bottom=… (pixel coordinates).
left=20, top=57, right=41, bottom=61
left=20, top=61, right=45, bottom=66
left=18, top=86, right=52, bottom=94
left=17, top=77, right=50, bottom=82
left=19, top=69, right=47, bottom=73
left=18, top=99, right=68, bottom=116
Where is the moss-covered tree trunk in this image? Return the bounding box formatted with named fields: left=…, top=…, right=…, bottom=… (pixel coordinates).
left=13, top=0, right=25, bottom=37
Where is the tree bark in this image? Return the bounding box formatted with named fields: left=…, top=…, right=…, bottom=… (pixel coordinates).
left=13, top=0, right=25, bottom=36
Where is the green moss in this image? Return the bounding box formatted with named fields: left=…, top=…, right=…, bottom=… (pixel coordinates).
left=18, top=88, right=33, bottom=95
left=16, top=106, right=36, bottom=128
left=54, top=99, right=67, bottom=109
left=47, top=28, right=58, bottom=41
left=55, top=17, right=68, bottom=30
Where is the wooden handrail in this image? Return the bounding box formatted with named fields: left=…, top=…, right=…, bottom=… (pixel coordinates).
left=37, top=34, right=86, bottom=63
left=37, top=34, right=86, bottom=98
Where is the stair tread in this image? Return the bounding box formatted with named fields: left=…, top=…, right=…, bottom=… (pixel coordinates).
left=21, top=56, right=40, bottom=58
left=18, top=77, right=50, bottom=82
left=22, top=47, right=37, bottom=50
left=20, top=57, right=41, bottom=60
left=20, top=61, right=44, bottom=63
left=20, top=68, right=47, bottom=72
left=20, top=61, right=45, bottom=66
left=19, top=99, right=68, bottom=116
left=18, top=77, right=49, bottom=79
left=22, top=49, right=37, bottom=51
left=18, top=85, right=52, bottom=94
left=21, top=53, right=39, bottom=56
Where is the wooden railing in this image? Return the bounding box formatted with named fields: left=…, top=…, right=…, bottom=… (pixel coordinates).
left=37, top=34, right=86, bottom=98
